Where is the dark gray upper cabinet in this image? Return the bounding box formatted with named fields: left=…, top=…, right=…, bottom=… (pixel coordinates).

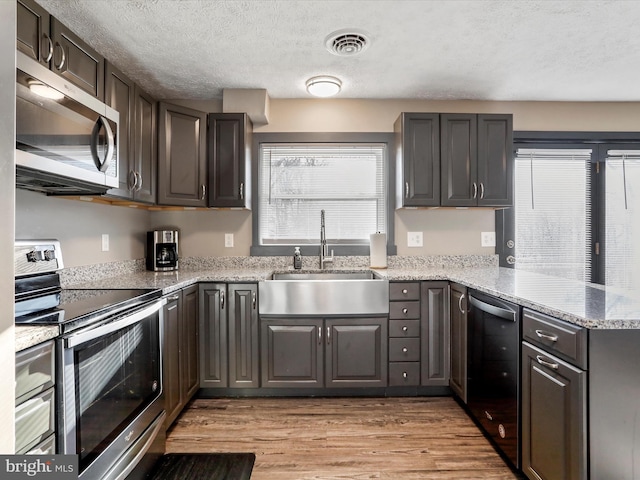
left=105, top=63, right=157, bottom=203
left=395, top=113, right=440, bottom=207
left=17, top=0, right=50, bottom=67
left=441, top=113, right=513, bottom=207
left=132, top=86, right=157, bottom=203
left=477, top=114, right=513, bottom=207
left=157, top=102, right=207, bottom=207
left=50, top=18, right=104, bottom=99
left=104, top=62, right=134, bottom=199
left=420, top=282, right=450, bottom=386
left=17, top=0, right=105, bottom=99
left=207, top=113, right=253, bottom=208
left=440, top=114, right=478, bottom=206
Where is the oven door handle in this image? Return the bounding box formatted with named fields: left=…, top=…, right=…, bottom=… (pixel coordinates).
left=468, top=295, right=516, bottom=322
left=65, top=299, right=166, bottom=348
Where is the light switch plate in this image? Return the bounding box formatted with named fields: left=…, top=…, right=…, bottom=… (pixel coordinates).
left=101, top=234, right=109, bottom=252
left=224, top=233, right=234, bottom=248
left=481, top=231, right=496, bottom=247
left=407, top=231, right=423, bottom=247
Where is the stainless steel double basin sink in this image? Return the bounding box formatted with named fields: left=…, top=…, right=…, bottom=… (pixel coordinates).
left=258, top=270, right=389, bottom=316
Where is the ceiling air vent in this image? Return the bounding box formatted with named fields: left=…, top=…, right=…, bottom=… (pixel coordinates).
left=325, top=29, right=370, bottom=56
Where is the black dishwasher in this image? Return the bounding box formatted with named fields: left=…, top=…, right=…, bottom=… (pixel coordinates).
left=467, top=290, right=521, bottom=469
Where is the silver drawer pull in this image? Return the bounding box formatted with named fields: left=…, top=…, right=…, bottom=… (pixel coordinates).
left=536, top=355, right=559, bottom=370
left=402, top=289, right=408, bottom=294
left=402, top=308, right=408, bottom=314
left=402, top=326, right=408, bottom=332
left=402, top=372, right=408, bottom=379
left=402, top=347, right=408, bottom=353
left=535, top=330, right=558, bottom=342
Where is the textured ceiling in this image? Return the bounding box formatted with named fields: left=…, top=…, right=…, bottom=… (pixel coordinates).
left=36, top=0, right=640, bottom=101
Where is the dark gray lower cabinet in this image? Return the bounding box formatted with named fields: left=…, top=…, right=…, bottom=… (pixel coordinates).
left=163, top=284, right=199, bottom=429
left=420, top=282, right=450, bottom=386
left=449, top=283, right=467, bottom=402
left=261, top=318, right=323, bottom=388
left=261, top=317, right=387, bottom=388
left=521, top=341, right=586, bottom=480
left=199, top=283, right=259, bottom=389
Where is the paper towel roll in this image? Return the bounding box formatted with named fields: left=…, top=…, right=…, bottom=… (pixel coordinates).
left=370, top=232, right=387, bottom=268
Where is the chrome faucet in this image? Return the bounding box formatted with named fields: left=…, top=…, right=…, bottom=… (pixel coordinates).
left=319, top=209, right=334, bottom=269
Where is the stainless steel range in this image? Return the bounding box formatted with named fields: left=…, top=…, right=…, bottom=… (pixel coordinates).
left=15, top=240, right=166, bottom=480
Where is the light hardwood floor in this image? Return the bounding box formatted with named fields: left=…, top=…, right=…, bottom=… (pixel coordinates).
left=166, top=396, right=524, bottom=480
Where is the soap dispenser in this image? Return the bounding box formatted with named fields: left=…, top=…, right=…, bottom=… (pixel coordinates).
left=293, top=247, right=302, bottom=269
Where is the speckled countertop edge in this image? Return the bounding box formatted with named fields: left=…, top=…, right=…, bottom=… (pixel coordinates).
left=16, top=255, right=640, bottom=351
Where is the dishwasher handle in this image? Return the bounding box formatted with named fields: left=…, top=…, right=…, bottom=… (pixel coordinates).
left=469, top=294, right=516, bottom=322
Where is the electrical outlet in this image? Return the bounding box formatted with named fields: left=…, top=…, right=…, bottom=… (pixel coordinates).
left=481, top=231, right=496, bottom=247
left=407, top=231, right=423, bottom=248
left=101, top=234, right=109, bottom=252
left=224, top=233, right=234, bottom=248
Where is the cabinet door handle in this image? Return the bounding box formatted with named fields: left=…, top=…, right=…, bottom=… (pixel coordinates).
left=135, top=171, right=143, bottom=192
left=402, top=372, right=408, bottom=379
left=42, top=34, right=53, bottom=63
left=318, top=326, right=322, bottom=345
left=167, top=294, right=180, bottom=302
left=220, top=290, right=225, bottom=310
left=402, top=326, right=408, bottom=332
left=472, top=182, right=478, bottom=199
left=402, top=288, right=408, bottom=295
left=252, top=291, right=257, bottom=310
left=405, top=182, right=409, bottom=198
left=402, top=347, right=408, bottom=353
left=458, top=293, right=466, bottom=314
left=53, top=42, right=65, bottom=71
left=536, top=355, right=559, bottom=370
left=402, top=308, right=408, bottom=315
left=239, top=182, right=244, bottom=200
left=479, top=182, right=485, bottom=199
left=535, top=330, right=558, bottom=342
left=326, top=326, right=331, bottom=345
left=128, top=170, right=137, bottom=191
left=201, top=184, right=206, bottom=200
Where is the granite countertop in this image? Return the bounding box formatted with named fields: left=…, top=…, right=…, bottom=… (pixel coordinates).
left=15, top=255, right=640, bottom=351
left=69, top=265, right=640, bottom=329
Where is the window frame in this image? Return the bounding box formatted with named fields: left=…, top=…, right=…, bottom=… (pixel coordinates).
left=497, top=131, right=640, bottom=285
left=250, top=132, right=397, bottom=257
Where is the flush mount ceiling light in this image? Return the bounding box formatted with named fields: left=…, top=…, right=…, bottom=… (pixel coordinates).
left=306, top=76, right=342, bottom=97
left=325, top=29, right=370, bottom=56
left=29, top=82, right=64, bottom=100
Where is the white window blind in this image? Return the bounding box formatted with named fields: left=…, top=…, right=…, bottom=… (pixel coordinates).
left=604, top=150, right=640, bottom=290
left=258, top=143, right=387, bottom=245
left=514, top=148, right=592, bottom=282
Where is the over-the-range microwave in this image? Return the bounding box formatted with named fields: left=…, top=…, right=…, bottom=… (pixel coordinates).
left=15, top=50, right=119, bottom=195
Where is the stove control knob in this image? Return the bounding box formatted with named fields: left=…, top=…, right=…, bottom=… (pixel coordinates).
left=26, top=250, right=44, bottom=262
left=43, top=249, right=56, bottom=261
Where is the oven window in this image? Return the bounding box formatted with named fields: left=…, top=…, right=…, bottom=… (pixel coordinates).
left=74, top=313, right=160, bottom=467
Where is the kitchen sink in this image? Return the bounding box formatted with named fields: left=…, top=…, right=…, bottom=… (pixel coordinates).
left=271, top=271, right=378, bottom=281
left=259, top=270, right=389, bottom=316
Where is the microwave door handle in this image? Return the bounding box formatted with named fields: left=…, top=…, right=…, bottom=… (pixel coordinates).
left=90, top=116, right=115, bottom=173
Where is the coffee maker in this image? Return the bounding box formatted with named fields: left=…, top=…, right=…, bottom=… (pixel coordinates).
left=146, top=230, right=179, bottom=271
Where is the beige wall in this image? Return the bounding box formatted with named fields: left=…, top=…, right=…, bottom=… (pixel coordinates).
left=15, top=190, right=150, bottom=268
left=14, top=99, right=640, bottom=264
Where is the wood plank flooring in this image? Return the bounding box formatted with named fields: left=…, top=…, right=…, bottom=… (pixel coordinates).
left=166, top=397, right=525, bottom=480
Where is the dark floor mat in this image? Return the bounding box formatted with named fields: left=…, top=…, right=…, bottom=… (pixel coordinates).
left=149, top=453, right=255, bottom=480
